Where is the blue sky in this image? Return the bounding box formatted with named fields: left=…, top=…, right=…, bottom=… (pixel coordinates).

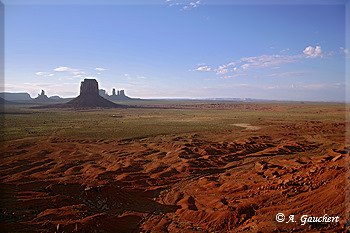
left=2, top=0, right=348, bottom=101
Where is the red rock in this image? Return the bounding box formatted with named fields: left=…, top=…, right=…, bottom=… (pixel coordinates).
left=331, top=154, right=343, bottom=162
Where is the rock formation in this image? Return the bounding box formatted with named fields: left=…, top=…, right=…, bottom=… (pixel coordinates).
left=63, top=79, right=125, bottom=108
left=80, top=79, right=99, bottom=95
left=99, top=89, right=109, bottom=99
left=0, top=92, right=32, bottom=101
left=32, top=90, right=56, bottom=103
left=33, top=79, right=125, bottom=108
left=34, top=90, right=50, bottom=101
left=108, top=89, right=135, bottom=101
left=97, top=86, right=141, bottom=101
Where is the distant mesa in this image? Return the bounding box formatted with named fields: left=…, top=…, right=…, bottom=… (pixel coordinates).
left=66, top=79, right=124, bottom=108
left=0, top=90, right=67, bottom=104
left=1, top=78, right=140, bottom=107
left=0, top=96, right=19, bottom=105
left=49, top=95, right=64, bottom=100
left=0, top=92, right=32, bottom=101
left=34, top=79, right=126, bottom=109
left=99, top=88, right=139, bottom=101
left=31, top=90, right=65, bottom=103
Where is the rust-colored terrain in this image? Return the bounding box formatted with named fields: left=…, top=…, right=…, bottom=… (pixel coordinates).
left=0, top=102, right=349, bottom=232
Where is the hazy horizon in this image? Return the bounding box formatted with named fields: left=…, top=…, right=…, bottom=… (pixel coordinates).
left=1, top=0, right=348, bottom=102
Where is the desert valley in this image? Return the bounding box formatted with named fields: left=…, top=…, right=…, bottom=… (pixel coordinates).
left=1, top=1, right=348, bottom=232
left=0, top=79, right=349, bottom=232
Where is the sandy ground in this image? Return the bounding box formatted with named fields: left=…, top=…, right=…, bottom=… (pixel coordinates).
left=231, top=123, right=261, bottom=130
left=0, top=112, right=349, bottom=232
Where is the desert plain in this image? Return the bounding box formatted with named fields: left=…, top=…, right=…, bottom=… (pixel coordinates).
left=0, top=101, right=349, bottom=232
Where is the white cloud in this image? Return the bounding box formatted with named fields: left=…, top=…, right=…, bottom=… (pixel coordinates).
left=95, top=68, right=107, bottom=71
left=240, top=54, right=300, bottom=70
left=122, top=74, right=148, bottom=80
left=73, top=71, right=86, bottom=75
left=226, top=62, right=235, bottom=67
left=265, top=85, right=279, bottom=90
left=264, top=83, right=344, bottom=91
left=233, top=45, right=328, bottom=71
left=194, top=66, right=211, bottom=71
left=53, top=66, right=77, bottom=72
left=183, top=1, right=200, bottom=9
left=303, top=45, right=324, bottom=58
left=124, top=74, right=132, bottom=80
left=36, top=72, right=55, bottom=77
left=296, top=83, right=344, bottom=90
left=136, top=75, right=147, bottom=79
left=340, top=47, right=349, bottom=54
left=267, top=72, right=305, bottom=77
left=36, top=72, right=47, bottom=76
left=195, top=44, right=328, bottom=78
left=167, top=0, right=201, bottom=10
left=189, top=0, right=200, bottom=7
left=215, top=67, right=229, bottom=75
left=214, top=62, right=236, bottom=75
left=219, top=74, right=248, bottom=79
left=241, top=64, right=250, bottom=70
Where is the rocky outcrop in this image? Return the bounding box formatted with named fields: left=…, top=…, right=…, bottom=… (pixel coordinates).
left=108, top=89, right=136, bottom=101
left=33, top=79, right=126, bottom=109
left=62, top=79, right=125, bottom=108
left=34, top=90, right=50, bottom=101
left=99, top=89, right=109, bottom=99
left=32, top=90, right=58, bottom=103
left=80, top=79, right=99, bottom=96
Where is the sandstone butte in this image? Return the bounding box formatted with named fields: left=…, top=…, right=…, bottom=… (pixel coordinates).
left=32, top=79, right=126, bottom=109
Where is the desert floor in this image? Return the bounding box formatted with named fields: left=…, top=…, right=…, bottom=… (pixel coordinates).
left=0, top=101, right=349, bottom=232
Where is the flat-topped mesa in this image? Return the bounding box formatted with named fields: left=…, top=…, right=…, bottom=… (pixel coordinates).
left=80, top=79, right=99, bottom=96
left=32, top=78, right=127, bottom=108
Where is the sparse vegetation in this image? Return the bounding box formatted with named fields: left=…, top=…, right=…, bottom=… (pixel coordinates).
left=1, top=101, right=347, bottom=232
left=2, top=101, right=346, bottom=141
